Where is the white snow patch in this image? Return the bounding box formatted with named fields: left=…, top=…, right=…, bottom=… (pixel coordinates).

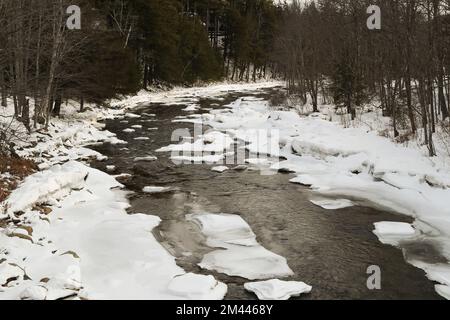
left=4, top=162, right=87, bottom=216
left=310, top=198, right=354, bottom=210
left=373, top=222, right=417, bottom=246
left=244, top=279, right=312, bottom=300
left=167, top=273, right=227, bottom=300
left=143, top=186, right=172, bottom=194
left=188, top=213, right=293, bottom=280
left=134, top=156, right=158, bottom=162
left=212, top=166, right=229, bottom=173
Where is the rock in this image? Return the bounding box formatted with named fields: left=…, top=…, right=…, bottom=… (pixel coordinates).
left=7, top=232, right=33, bottom=243
left=233, top=165, right=248, bottom=171
left=17, top=225, right=33, bottom=236
left=41, top=207, right=52, bottom=215
left=125, top=113, right=141, bottom=119
left=244, top=279, right=312, bottom=300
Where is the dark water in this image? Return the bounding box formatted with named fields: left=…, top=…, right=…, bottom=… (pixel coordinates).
left=90, top=88, right=442, bottom=300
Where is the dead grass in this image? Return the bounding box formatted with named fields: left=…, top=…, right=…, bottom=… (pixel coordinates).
left=0, top=156, right=37, bottom=203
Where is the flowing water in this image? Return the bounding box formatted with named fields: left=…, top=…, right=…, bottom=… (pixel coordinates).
left=90, top=88, right=443, bottom=300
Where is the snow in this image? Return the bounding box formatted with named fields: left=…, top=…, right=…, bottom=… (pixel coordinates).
left=134, top=156, right=158, bottom=162
left=244, top=279, right=312, bottom=300
left=188, top=213, right=294, bottom=280
left=374, top=222, right=416, bottom=237
left=3, top=162, right=87, bottom=217
left=134, top=137, right=150, bottom=141
left=167, top=273, right=227, bottom=300
left=436, top=285, right=450, bottom=300
left=212, top=166, right=229, bottom=173
left=373, top=222, right=418, bottom=246
left=157, top=131, right=234, bottom=154
left=4, top=84, right=286, bottom=299
left=123, top=128, right=135, bottom=133
left=0, top=98, right=126, bottom=174
left=111, top=81, right=284, bottom=110
left=1, top=162, right=226, bottom=300
left=182, top=104, right=201, bottom=112
left=310, top=198, right=354, bottom=210
left=143, top=186, right=172, bottom=194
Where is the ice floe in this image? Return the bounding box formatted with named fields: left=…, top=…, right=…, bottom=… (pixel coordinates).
left=244, top=279, right=312, bottom=300
left=167, top=273, right=227, bottom=300
left=134, top=156, right=158, bottom=162
left=310, top=198, right=354, bottom=210
left=143, top=186, right=172, bottom=194
left=373, top=222, right=417, bottom=246
left=188, top=213, right=293, bottom=280
left=212, top=166, right=229, bottom=173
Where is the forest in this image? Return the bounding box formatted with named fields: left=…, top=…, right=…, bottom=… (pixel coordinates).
left=1, top=0, right=450, bottom=155
left=0, top=0, right=279, bottom=135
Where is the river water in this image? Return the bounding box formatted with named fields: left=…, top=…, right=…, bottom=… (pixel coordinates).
left=90, top=88, right=442, bottom=300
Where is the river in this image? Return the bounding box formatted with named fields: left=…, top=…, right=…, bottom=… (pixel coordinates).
left=90, top=87, right=441, bottom=300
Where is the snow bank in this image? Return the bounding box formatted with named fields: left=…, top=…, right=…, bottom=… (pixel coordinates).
left=1, top=100, right=127, bottom=171
left=111, top=81, right=284, bottom=110
left=188, top=213, right=294, bottom=280
left=4, top=162, right=88, bottom=216
left=244, top=279, right=312, bottom=300
left=1, top=162, right=226, bottom=300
